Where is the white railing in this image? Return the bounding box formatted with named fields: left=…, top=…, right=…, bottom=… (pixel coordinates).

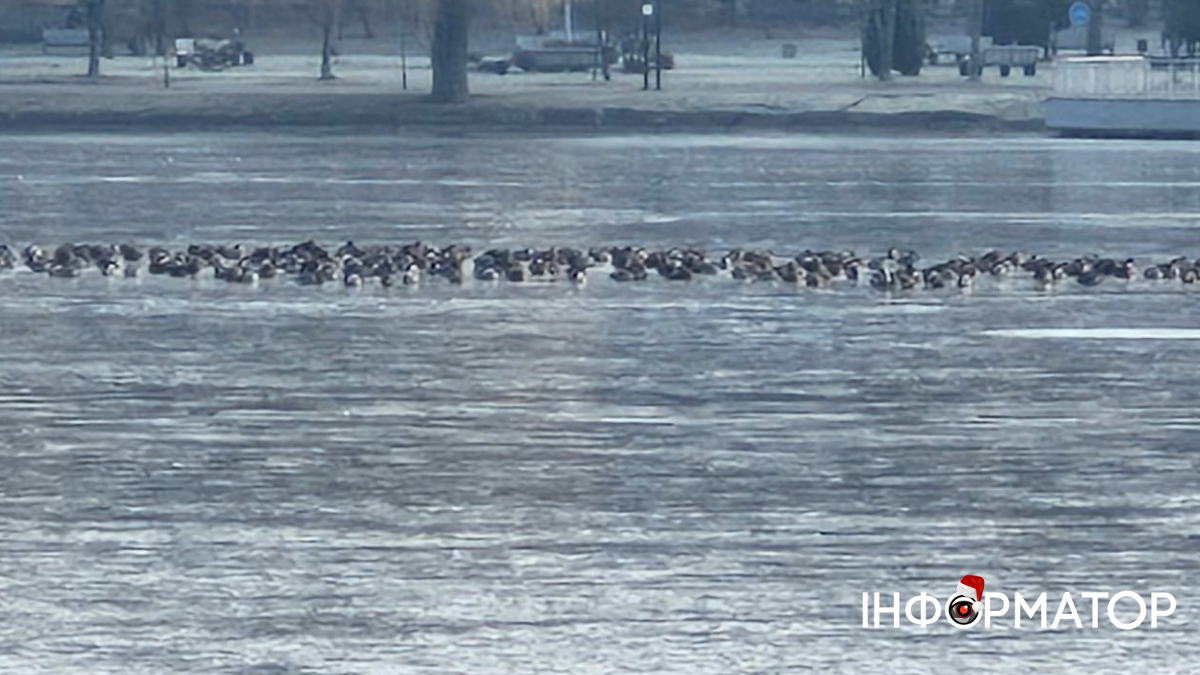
left=1054, top=56, right=1200, bottom=100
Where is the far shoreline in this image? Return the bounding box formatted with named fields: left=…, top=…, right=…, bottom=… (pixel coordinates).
left=0, top=39, right=1051, bottom=137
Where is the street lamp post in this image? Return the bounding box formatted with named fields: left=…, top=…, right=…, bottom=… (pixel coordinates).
left=641, top=3, right=653, bottom=91
left=654, top=0, right=662, bottom=90
left=400, top=13, right=408, bottom=91
left=565, top=0, right=574, bottom=43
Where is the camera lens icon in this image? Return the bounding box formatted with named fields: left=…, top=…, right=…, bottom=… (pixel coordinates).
left=946, top=594, right=981, bottom=627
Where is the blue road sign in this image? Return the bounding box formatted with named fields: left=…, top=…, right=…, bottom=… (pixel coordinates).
left=1069, top=1, right=1092, bottom=27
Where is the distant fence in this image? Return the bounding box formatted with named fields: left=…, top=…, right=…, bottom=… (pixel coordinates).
left=1054, top=56, right=1200, bottom=100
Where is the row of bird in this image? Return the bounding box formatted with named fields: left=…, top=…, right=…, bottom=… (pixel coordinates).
left=1, top=242, right=1198, bottom=290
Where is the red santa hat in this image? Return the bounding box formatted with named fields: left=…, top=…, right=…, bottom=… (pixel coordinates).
left=956, top=575, right=985, bottom=602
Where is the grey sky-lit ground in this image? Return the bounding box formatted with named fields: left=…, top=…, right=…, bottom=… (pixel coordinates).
left=0, top=24, right=1173, bottom=127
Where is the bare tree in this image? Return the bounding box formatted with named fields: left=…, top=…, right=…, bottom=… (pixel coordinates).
left=176, top=0, right=192, bottom=35
left=85, top=0, right=105, bottom=78
left=149, top=0, right=168, bottom=56
left=226, top=0, right=252, bottom=34
left=1164, top=0, right=1200, bottom=55
left=339, top=0, right=377, bottom=39
left=1125, top=0, right=1148, bottom=27
left=431, top=0, right=469, bottom=102
left=310, top=0, right=342, bottom=79
left=862, top=0, right=896, bottom=81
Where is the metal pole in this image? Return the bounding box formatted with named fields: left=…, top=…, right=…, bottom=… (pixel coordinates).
left=642, top=12, right=650, bottom=90
left=400, top=13, right=408, bottom=91
left=655, top=0, right=662, bottom=90
left=969, top=0, right=982, bottom=81
left=565, top=0, right=574, bottom=43
left=594, top=0, right=606, bottom=82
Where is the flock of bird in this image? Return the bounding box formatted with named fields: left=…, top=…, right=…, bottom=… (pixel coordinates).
left=2, top=241, right=1199, bottom=291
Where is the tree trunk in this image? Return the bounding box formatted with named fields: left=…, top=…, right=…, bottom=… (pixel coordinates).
left=179, top=0, right=191, bottom=35
left=863, top=0, right=896, bottom=80
left=1164, top=0, right=1200, bottom=48
left=152, top=0, right=166, bottom=57
left=320, top=4, right=336, bottom=80
left=86, top=0, right=104, bottom=78
left=863, top=0, right=925, bottom=79
left=1087, top=0, right=1104, bottom=55
left=357, top=2, right=375, bottom=39
left=1125, top=0, right=1148, bottom=27
left=893, top=0, right=925, bottom=76
left=431, top=0, right=470, bottom=103
left=880, top=0, right=896, bottom=80
left=228, top=1, right=250, bottom=35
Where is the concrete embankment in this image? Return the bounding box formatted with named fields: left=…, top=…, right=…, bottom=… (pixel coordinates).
left=0, top=88, right=1046, bottom=133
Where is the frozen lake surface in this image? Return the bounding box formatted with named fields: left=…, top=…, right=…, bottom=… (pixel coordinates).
left=0, top=132, right=1198, bottom=674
